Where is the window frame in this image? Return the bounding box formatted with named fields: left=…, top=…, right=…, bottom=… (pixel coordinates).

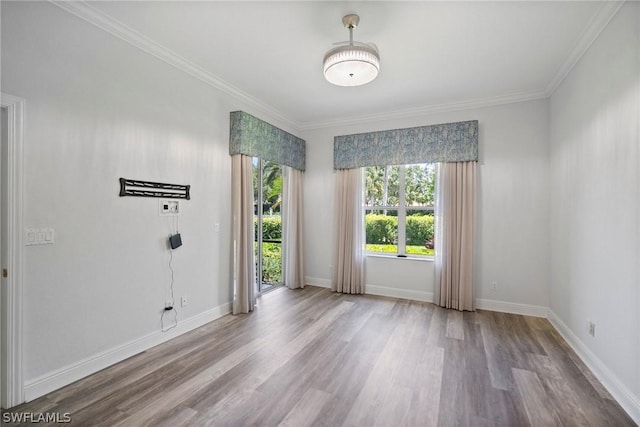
left=363, top=164, right=435, bottom=258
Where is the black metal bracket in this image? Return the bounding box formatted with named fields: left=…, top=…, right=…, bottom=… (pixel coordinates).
left=119, top=178, right=190, bottom=200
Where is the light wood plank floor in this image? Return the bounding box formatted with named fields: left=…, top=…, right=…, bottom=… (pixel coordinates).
left=3, top=286, right=635, bottom=426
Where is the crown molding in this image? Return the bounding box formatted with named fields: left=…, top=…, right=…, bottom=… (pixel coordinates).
left=300, top=1, right=625, bottom=131
left=298, top=90, right=549, bottom=131
left=49, top=0, right=300, bottom=132
left=543, top=0, right=624, bottom=96
left=49, top=0, right=623, bottom=133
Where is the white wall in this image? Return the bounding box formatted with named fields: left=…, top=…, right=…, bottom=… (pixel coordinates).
left=0, top=1, right=298, bottom=395
left=549, top=0, right=639, bottom=415
left=303, top=99, right=550, bottom=311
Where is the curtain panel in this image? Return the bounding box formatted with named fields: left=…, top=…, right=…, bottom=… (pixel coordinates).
left=230, top=111, right=306, bottom=171
left=332, top=168, right=365, bottom=294
left=333, top=120, right=478, bottom=169
left=283, top=166, right=305, bottom=289
left=231, top=154, right=256, bottom=314
left=229, top=112, right=307, bottom=307
left=434, top=161, right=477, bottom=311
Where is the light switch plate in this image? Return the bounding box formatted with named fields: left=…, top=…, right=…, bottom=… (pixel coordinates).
left=25, top=228, right=54, bottom=245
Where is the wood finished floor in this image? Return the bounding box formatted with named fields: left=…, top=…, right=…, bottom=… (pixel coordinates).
left=4, top=286, right=635, bottom=427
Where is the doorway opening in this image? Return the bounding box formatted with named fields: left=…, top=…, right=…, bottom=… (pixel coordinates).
left=0, top=93, right=25, bottom=409
left=1, top=106, right=6, bottom=408
left=253, top=158, right=283, bottom=294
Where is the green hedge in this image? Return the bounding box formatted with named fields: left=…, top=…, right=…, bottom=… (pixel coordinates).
left=365, top=215, right=397, bottom=244
left=406, top=215, right=434, bottom=246
left=255, top=217, right=282, bottom=284
left=365, top=214, right=434, bottom=246
left=253, top=214, right=433, bottom=248
left=261, top=242, right=282, bottom=284
left=255, top=216, right=282, bottom=240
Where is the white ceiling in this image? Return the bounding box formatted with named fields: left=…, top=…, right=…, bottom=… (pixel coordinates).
left=72, top=1, right=614, bottom=129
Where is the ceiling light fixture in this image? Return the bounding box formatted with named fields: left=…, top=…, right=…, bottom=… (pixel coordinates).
left=323, top=14, right=380, bottom=87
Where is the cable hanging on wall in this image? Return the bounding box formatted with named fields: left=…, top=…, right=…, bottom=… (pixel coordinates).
left=161, top=247, right=178, bottom=332
left=162, top=216, right=181, bottom=333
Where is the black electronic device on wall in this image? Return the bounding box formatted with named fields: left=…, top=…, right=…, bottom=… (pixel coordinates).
left=169, top=233, right=182, bottom=250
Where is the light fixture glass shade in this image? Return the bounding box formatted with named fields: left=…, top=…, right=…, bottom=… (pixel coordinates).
left=323, top=44, right=380, bottom=87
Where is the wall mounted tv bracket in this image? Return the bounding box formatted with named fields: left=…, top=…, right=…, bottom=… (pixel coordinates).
left=119, top=178, right=190, bottom=200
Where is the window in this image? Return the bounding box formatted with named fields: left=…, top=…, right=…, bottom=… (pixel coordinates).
left=364, top=163, right=435, bottom=257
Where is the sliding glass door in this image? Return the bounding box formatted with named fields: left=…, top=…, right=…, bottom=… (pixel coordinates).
left=253, top=158, right=283, bottom=293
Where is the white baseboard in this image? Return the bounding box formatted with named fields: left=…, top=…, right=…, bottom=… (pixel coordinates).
left=365, top=284, right=434, bottom=302
left=306, top=278, right=434, bottom=302
left=548, top=311, right=640, bottom=424
left=306, top=277, right=548, bottom=317
left=23, top=302, right=231, bottom=402
left=475, top=298, right=549, bottom=318
left=305, top=276, right=331, bottom=288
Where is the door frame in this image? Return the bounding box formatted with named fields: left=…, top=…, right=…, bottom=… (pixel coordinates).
left=255, top=158, right=264, bottom=293
left=254, top=159, right=283, bottom=293
left=0, top=92, right=25, bottom=408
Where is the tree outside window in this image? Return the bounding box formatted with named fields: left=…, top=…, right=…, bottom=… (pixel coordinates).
left=364, top=163, right=435, bottom=256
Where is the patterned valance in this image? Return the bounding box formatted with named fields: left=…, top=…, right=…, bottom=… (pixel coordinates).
left=230, top=111, right=306, bottom=171
left=334, top=120, right=478, bottom=169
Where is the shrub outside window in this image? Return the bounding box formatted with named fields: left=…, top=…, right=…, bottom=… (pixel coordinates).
left=364, top=163, right=435, bottom=257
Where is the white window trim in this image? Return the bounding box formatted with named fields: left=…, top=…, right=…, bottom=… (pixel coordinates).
left=363, top=165, right=435, bottom=258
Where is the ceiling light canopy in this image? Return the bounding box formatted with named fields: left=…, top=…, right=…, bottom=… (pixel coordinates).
left=323, top=14, right=380, bottom=87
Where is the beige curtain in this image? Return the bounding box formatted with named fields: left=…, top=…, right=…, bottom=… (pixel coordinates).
left=231, top=154, right=256, bottom=314
left=282, top=166, right=305, bottom=289
left=332, top=168, right=364, bottom=294
left=434, top=161, right=477, bottom=311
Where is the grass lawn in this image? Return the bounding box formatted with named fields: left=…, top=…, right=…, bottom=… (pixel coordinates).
left=366, top=244, right=434, bottom=257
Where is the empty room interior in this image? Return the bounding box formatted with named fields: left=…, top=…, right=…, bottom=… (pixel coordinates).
left=1, top=1, right=639, bottom=426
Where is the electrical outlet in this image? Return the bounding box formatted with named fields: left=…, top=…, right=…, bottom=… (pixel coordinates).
left=181, top=296, right=189, bottom=307
left=491, top=281, right=498, bottom=292
left=159, top=199, right=180, bottom=216
left=588, top=321, right=596, bottom=337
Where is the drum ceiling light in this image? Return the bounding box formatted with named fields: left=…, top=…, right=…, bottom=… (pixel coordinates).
left=323, top=14, right=380, bottom=87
